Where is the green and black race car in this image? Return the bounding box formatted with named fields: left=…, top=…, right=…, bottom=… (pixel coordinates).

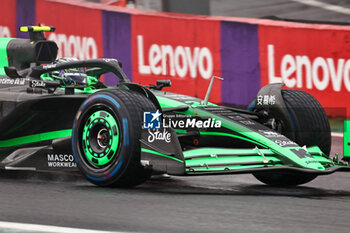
left=0, top=26, right=349, bottom=187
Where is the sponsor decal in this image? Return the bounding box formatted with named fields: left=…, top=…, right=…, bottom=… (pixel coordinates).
left=239, top=120, right=256, bottom=125
left=163, top=93, right=198, bottom=100
left=143, top=110, right=221, bottom=129
left=48, top=33, right=98, bottom=60
left=164, top=116, right=221, bottom=129
left=42, top=64, right=57, bottom=70
left=0, top=78, right=25, bottom=85
left=227, top=115, right=245, bottom=121
left=47, top=154, right=77, bottom=168
left=290, top=148, right=313, bottom=159
left=0, top=25, right=11, bottom=37
left=258, top=129, right=281, bottom=138
left=259, top=130, right=298, bottom=147
left=274, top=139, right=297, bottom=147
left=137, top=35, right=213, bottom=79
left=256, top=94, right=276, bottom=105
left=305, top=160, right=321, bottom=164
left=143, top=110, right=161, bottom=129
left=147, top=128, right=171, bottom=143
left=103, top=58, right=117, bottom=63
left=29, top=80, right=46, bottom=88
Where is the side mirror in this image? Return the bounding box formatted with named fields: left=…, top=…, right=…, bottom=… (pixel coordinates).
left=156, top=79, right=171, bottom=90
left=4, top=67, right=22, bottom=78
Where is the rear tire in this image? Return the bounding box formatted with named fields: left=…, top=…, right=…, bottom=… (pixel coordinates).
left=253, top=89, right=331, bottom=186
left=73, top=89, right=155, bottom=187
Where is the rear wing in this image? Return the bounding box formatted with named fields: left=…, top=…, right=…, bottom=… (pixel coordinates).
left=0, top=26, right=58, bottom=76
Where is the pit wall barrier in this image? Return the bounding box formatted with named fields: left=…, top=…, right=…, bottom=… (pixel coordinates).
left=1, top=0, right=350, bottom=117
left=0, top=0, right=16, bottom=38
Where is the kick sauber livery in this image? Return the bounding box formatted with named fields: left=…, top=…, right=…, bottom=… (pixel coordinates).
left=0, top=26, right=349, bottom=187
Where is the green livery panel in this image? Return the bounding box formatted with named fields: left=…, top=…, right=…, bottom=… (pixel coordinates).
left=0, top=37, right=14, bottom=76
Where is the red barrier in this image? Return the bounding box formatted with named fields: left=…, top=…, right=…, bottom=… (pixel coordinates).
left=0, top=0, right=16, bottom=37
left=259, top=23, right=350, bottom=117
left=101, top=0, right=126, bottom=7
left=36, top=0, right=103, bottom=60
left=4, top=0, right=350, bottom=117
left=131, top=14, right=222, bottom=103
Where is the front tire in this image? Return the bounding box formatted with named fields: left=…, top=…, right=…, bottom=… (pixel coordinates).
left=73, top=90, right=155, bottom=187
left=253, top=89, right=331, bottom=186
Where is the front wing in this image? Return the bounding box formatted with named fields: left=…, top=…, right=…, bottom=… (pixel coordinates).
left=140, top=129, right=350, bottom=176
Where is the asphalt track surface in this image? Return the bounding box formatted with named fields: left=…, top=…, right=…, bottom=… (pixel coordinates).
left=0, top=136, right=349, bottom=233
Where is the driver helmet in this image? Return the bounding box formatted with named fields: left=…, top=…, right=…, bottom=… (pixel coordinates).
left=50, top=57, right=87, bottom=85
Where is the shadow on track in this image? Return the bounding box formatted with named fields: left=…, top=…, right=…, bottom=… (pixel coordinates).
left=0, top=170, right=83, bottom=183
left=144, top=176, right=350, bottom=198
left=1, top=171, right=349, bottom=199
left=76, top=175, right=350, bottom=200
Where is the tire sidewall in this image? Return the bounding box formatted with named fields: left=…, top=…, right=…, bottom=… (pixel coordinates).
left=73, top=91, right=138, bottom=186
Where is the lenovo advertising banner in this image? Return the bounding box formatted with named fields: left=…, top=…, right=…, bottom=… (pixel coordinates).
left=36, top=0, right=104, bottom=60
left=131, top=15, right=222, bottom=103
left=0, top=0, right=16, bottom=38
left=259, top=24, right=350, bottom=116
left=7, top=0, right=350, bottom=117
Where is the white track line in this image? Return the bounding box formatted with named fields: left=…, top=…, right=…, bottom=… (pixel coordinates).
left=291, top=0, right=350, bottom=15
left=331, top=132, right=344, bottom=138
left=0, top=221, right=127, bottom=233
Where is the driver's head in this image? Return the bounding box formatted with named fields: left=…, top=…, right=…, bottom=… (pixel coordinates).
left=50, top=57, right=87, bottom=85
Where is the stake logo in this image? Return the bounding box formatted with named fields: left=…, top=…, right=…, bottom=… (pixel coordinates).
left=48, top=33, right=98, bottom=60
left=137, top=35, right=213, bottom=79
left=30, top=80, right=46, bottom=88
left=148, top=128, right=171, bottom=143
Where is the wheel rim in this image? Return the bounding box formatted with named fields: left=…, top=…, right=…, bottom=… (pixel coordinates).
left=82, top=110, right=120, bottom=167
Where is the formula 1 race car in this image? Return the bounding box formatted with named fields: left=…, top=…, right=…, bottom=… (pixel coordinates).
left=0, top=26, right=349, bottom=187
